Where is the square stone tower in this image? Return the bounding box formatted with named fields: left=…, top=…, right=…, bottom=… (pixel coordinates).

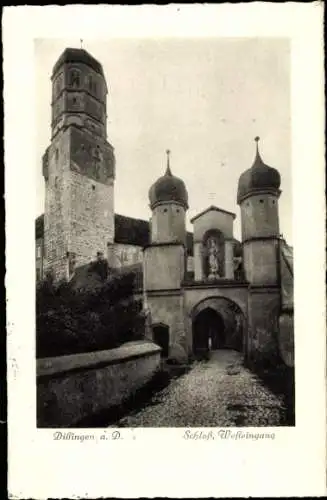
left=42, top=48, right=115, bottom=280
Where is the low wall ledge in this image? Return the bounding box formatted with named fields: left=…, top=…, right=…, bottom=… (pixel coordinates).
left=37, top=340, right=161, bottom=379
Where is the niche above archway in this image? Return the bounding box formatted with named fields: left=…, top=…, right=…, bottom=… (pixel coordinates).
left=203, top=229, right=225, bottom=280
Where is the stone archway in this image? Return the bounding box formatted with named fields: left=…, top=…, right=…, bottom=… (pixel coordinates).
left=191, top=296, right=245, bottom=355
left=193, top=308, right=226, bottom=355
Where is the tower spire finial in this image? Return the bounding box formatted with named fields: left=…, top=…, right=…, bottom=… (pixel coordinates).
left=254, top=136, right=260, bottom=157
left=165, top=149, right=172, bottom=175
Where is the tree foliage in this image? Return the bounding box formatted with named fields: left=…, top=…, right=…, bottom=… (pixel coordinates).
left=36, top=270, right=144, bottom=358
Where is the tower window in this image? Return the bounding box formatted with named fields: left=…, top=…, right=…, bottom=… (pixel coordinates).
left=176, top=209, right=180, bottom=213
left=92, top=185, right=95, bottom=191
left=259, top=199, right=264, bottom=203
left=272, top=200, right=276, bottom=204
left=69, top=70, right=81, bottom=88
left=88, top=75, right=98, bottom=94
left=163, top=208, right=168, bottom=213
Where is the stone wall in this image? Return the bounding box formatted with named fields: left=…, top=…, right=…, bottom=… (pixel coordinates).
left=69, top=170, right=114, bottom=269
left=43, top=129, right=71, bottom=280
left=278, top=312, right=294, bottom=367
left=243, top=239, right=279, bottom=285
left=192, top=208, right=235, bottom=241
left=146, top=293, right=186, bottom=352
left=144, top=244, right=185, bottom=291
left=37, top=340, right=161, bottom=427
left=247, top=288, right=280, bottom=361
left=35, top=237, right=44, bottom=281
left=110, top=243, right=143, bottom=268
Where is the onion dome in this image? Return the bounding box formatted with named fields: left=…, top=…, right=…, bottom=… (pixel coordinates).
left=52, top=48, right=104, bottom=77
left=237, top=137, right=281, bottom=204
left=149, top=150, right=188, bottom=210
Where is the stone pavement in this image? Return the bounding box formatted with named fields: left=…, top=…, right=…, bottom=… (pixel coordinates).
left=116, top=349, right=285, bottom=427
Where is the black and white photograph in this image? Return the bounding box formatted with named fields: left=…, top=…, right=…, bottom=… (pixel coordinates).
left=5, top=4, right=325, bottom=499
left=35, top=36, right=295, bottom=428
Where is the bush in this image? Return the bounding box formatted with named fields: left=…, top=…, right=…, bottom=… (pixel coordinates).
left=36, top=271, right=145, bottom=358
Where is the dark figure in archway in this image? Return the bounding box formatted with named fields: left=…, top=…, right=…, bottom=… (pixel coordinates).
left=193, top=308, right=225, bottom=358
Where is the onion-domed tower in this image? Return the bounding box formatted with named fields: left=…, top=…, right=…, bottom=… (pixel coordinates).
left=237, top=137, right=282, bottom=362
left=42, top=47, right=115, bottom=280
left=237, top=137, right=281, bottom=285
left=149, top=149, right=188, bottom=246
left=143, top=151, right=189, bottom=358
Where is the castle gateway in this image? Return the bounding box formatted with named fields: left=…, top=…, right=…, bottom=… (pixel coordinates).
left=36, top=48, right=294, bottom=366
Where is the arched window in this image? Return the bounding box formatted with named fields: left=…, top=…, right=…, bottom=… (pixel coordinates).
left=69, top=69, right=81, bottom=88
left=53, top=72, right=63, bottom=98
left=203, top=229, right=225, bottom=280
left=87, top=74, right=98, bottom=94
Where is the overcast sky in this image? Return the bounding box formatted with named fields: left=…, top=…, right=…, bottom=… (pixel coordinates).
left=35, top=38, right=291, bottom=243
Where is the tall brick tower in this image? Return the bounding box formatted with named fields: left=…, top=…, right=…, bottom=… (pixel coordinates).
left=42, top=48, right=115, bottom=280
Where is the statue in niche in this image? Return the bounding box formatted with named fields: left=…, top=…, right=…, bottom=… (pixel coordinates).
left=207, top=236, right=220, bottom=280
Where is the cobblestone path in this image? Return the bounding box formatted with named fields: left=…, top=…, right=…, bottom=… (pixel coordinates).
left=116, top=350, right=285, bottom=427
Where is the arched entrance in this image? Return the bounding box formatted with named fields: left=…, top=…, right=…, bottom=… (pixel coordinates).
left=193, top=308, right=226, bottom=355
left=152, top=324, right=169, bottom=358
left=190, top=296, right=246, bottom=356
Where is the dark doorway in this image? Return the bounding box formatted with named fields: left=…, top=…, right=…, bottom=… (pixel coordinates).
left=152, top=324, right=169, bottom=358
left=193, top=308, right=225, bottom=355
